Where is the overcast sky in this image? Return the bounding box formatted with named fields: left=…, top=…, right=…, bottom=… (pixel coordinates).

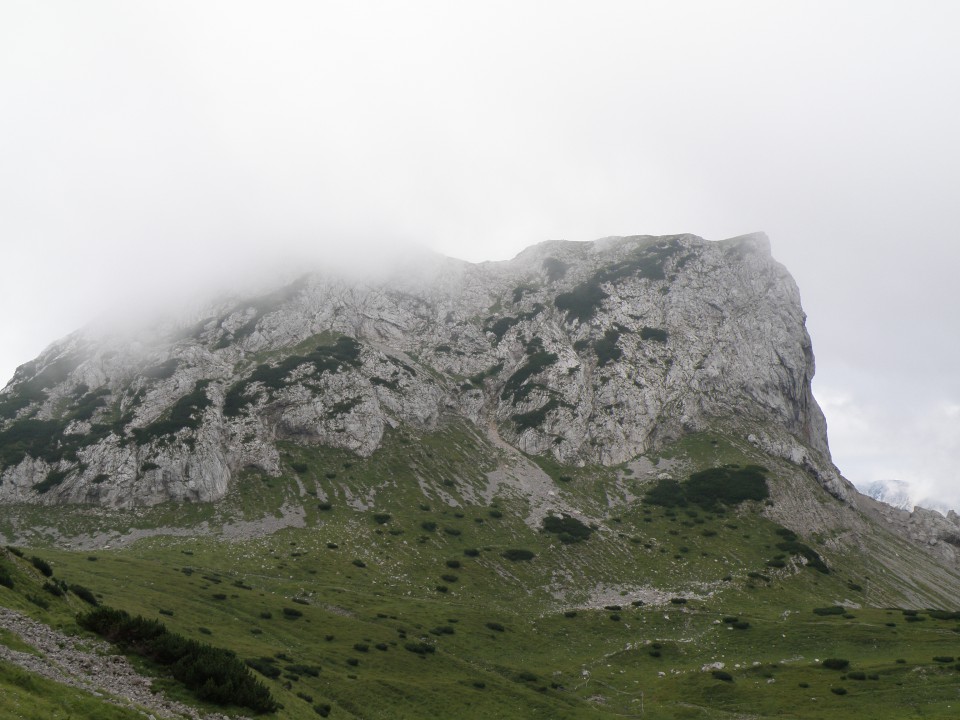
left=1, top=1, right=958, bottom=508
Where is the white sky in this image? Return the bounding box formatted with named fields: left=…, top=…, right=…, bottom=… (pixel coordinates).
left=1, top=1, right=958, bottom=507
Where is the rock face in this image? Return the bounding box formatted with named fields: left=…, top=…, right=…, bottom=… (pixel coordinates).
left=0, top=232, right=836, bottom=507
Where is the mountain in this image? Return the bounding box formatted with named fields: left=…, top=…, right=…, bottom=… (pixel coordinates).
left=862, top=479, right=913, bottom=511
left=0, top=232, right=837, bottom=505
left=4, top=233, right=960, bottom=720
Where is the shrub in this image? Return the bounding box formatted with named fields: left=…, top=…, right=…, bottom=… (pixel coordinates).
left=485, top=622, right=505, bottom=632
left=430, top=626, right=455, bottom=636
left=464, top=548, right=480, bottom=557
left=813, top=606, right=846, bottom=616
left=847, top=671, right=867, bottom=680
left=404, top=641, right=435, bottom=655
left=445, top=559, right=461, bottom=569
left=314, top=703, right=331, bottom=717
left=43, top=580, right=64, bottom=597
left=435, top=585, right=449, bottom=593
left=373, top=513, right=391, bottom=524
left=732, top=621, right=751, bottom=630
left=0, top=566, right=13, bottom=589
left=593, top=329, right=622, bottom=366
left=501, top=548, right=535, bottom=562
left=501, top=349, right=558, bottom=403
left=79, top=606, right=277, bottom=712
left=441, top=573, right=458, bottom=583
left=282, top=607, right=303, bottom=619
left=933, top=656, right=955, bottom=663
left=639, top=326, right=668, bottom=343
left=30, top=556, right=53, bottom=577
left=542, top=514, right=593, bottom=544
left=351, top=559, right=366, bottom=568
left=830, top=687, right=848, bottom=695
left=421, top=521, right=438, bottom=532
left=287, top=664, right=320, bottom=677
left=683, top=465, right=769, bottom=509
left=712, top=670, right=733, bottom=682
left=354, top=643, right=369, bottom=652
left=318, top=502, right=333, bottom=511
left=822, top=658, right=850, bottom=670
left=246, top=657, right=281, bottom=679
left=70, top=584, right=98, bottom=605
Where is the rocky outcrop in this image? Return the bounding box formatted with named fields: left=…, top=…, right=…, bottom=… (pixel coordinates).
left=0, top=232, right=834, bottom=507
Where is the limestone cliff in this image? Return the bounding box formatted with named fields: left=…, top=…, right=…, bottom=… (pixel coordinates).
left=0, top=233, right=839, bottom=507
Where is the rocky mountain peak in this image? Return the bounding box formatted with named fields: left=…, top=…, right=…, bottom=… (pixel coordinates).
left=0, top=233, right=833, bottom=507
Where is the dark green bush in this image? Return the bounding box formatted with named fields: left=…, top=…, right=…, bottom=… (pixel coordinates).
left=639, top=326, right=668, bottom=343
left=501, top=549, right=535, bottom=562
left=314, top=703, right=331, bottom=716
left=830, top=687, right=847, bottom=695
left=933, top=656, right=955, bottom=663
left=501, top=350, right=558, bottom=402
left=712, top=670, right=733, bottom=682
left=683, top=465, right=769, bottom=509
left=282, top=607, right=303, bottom=619
left=79, top=606, right=277, bottom=712
left=246, top=657, right=282, bottom=679
left=822, top=658, right=850, bottom=670
left=132, top=380, right=212, bottom=445
left=404, top=641, right=435, bottom=655
left=813, top=606, right=846, bottom=616
left=70, top=584, right=98, bottom=605
left=373, top=513, right=391, bottom=524
left=286, top=664, right=320, bottom=677
left=593, top=329, right=622, bottom=366
left=542, top=514, right=593, bottom=544
left=485, top=622, right=505, bottom=632
left=30, top=556, right=53, bottom=577
left=512, top=399, right=560, bottom=430
left=421, top=521, right=437, bottom=532
left=0, top=566, right=13, bottom=589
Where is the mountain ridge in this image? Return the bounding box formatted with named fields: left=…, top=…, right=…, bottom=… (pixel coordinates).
left=0, top=233, right=833, bottom=504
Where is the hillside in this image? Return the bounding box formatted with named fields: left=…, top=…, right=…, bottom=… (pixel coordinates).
left=2, top=233, right=960, bottom=719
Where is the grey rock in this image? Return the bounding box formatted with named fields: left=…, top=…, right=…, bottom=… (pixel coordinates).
left=0, top=233, right=833, bottom=508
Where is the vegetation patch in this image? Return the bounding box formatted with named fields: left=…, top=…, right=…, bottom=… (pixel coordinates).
left=223, top=336, right=362, bottom=417
left=132, top=381, right=212, bottom=445
left=593, top=329, right=623, bottom=366
left=541, top=514, right=593, bottom=544
left=78, top=606, right=277, bottom=712
left=645, top=465, right=769, bottom=511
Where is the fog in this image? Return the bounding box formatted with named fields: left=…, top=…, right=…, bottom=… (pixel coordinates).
left=2, top=2, right=958, bottom=507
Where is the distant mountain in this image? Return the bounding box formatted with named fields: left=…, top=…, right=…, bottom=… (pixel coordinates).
left=861, top=479, right=913, bottom=511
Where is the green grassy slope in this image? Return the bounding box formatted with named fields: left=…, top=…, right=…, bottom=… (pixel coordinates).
left=2, top=423, right=960, bottom=719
